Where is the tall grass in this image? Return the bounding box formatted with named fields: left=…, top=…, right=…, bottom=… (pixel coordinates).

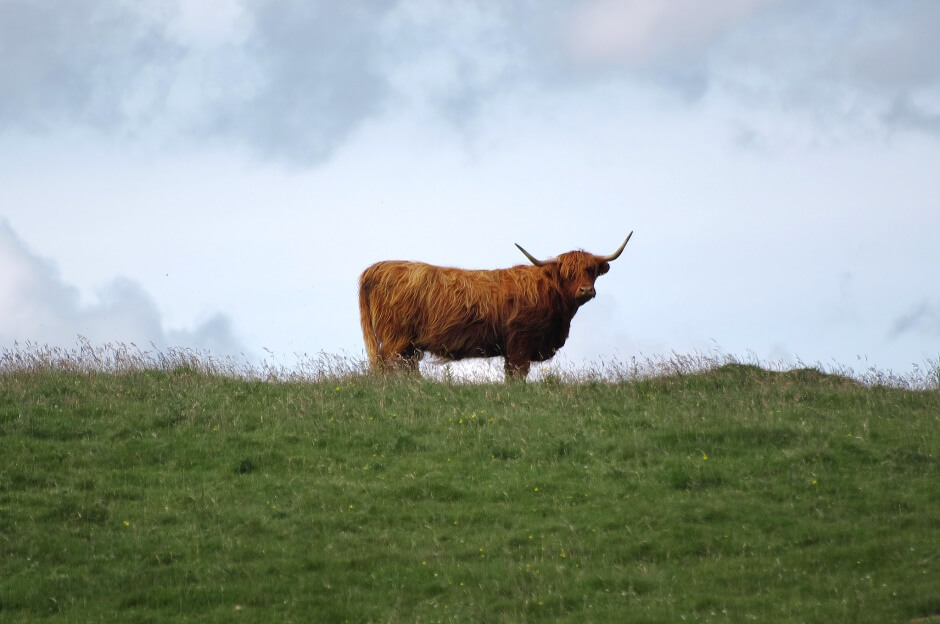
left=0, top=338, right=367, bottom=382
left=3, top=338, right=937, bottom=389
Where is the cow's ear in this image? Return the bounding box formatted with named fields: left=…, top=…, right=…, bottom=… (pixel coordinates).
left=598, top=262, right=610, bottom=275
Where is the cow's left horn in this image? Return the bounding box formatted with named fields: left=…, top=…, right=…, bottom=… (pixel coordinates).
left=515, top=243, right=554, bottom=267
left=599, top=231, right=633, bottom=262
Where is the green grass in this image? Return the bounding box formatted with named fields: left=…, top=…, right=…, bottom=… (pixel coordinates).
left=1, top=358, right=938, bottom=623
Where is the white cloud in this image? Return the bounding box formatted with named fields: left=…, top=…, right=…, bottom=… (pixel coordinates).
left=566, top=0, right=776, bottom=66
left=888, top=300, right=940, bottom=340
left=0, top=0, right=177, bottom=131
left=4, top=0, right=940, bottom=164
left=166, top=0, right=250, bottom=48
left=0, top=219, right=247, bottom=357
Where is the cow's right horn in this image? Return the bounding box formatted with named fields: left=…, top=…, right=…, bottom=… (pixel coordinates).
left=515, top=243, right=554, bottom=267
left=599, top=231, right=633, bottom=262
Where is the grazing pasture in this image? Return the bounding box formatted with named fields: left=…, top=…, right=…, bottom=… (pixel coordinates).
left=1, top=348, right=938, bottom=623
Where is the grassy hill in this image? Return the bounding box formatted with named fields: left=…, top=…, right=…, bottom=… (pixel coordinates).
left=1, top=356, right=938, bottom=623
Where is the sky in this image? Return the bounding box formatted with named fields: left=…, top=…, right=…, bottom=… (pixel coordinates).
left=1, top=0, right=939, bottom=378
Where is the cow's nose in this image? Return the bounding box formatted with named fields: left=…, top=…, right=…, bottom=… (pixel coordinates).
left=579, top=286, right=596, bottom=298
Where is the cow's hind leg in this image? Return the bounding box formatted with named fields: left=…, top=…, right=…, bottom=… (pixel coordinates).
left=379, top=338, right=422, bottom=375
left=398, top=345, right=422, bottom=373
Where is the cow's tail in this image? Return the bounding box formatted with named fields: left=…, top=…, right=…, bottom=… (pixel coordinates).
left=358, top=271, right=381, bottom=370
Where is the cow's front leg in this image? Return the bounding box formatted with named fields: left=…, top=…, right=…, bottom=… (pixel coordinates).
left=502, top=334, right=533, bottom=381
left=503, top=356, right=531, bottom=381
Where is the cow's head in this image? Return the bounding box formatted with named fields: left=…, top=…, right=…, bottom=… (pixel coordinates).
left=515, top=232, right=633, bottom=306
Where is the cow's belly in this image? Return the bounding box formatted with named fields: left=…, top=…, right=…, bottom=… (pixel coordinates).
left=418, top=325, right=503, bottom=360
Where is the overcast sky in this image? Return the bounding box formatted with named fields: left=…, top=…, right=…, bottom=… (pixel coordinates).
left=2, top=0, right=938, bottom=378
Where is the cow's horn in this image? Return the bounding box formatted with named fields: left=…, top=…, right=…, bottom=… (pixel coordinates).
left=515, top=243, right=554, bottom=267
left=599, top=231, right=633, bottom=262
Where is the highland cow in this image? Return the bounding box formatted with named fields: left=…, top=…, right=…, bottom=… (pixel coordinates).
left=358, top=233, right=632, bottom=380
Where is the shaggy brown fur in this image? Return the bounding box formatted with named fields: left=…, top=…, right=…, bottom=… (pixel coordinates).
left=359, top=245, right=627, bottom=380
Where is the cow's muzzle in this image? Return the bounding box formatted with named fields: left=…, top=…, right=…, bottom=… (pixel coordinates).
left=577, top=286, right=596, bottom=302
